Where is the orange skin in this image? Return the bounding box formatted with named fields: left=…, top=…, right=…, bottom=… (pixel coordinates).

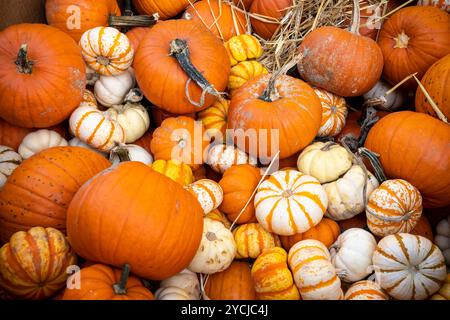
left=250, top=0, right=293, bottom=40
left=126, top=27, right=150, bottom=52
left=134, top=0, right=191, bottom=20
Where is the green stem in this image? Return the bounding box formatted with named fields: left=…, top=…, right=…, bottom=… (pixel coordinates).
left=15, top=44, right=33, bottom=74
left=357, top=147, right=386, bottom=183
left=113, top=264, right=131, bottom=295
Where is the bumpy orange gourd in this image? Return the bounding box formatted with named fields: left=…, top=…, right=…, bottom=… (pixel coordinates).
left=233, top=223, right=281, bottom=259
left=133, top=0, right=191, bottom=20
left=151, top=159, right=194, bottom=186
left=250, top=0, right=293, bottom=40
left=228, top=61, right=268, bottom=92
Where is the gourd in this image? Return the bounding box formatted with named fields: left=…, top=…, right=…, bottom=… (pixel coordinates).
left=151, top=159, right=194, bottom=186
left=344, top=280, right=389, bottom=300
left=233, top=223, right=281, bottom=259
left=18, top=129, right=68, bottom=159
left=0, top=146, right=22, bottom=189
left=206, top=144, right=257, bottom=174
left=155, top=269, right=200, bottom=300
left=185, top=179, right=224, bottom=215
left=435, top=216, right=450, bottom=265
left=107, top=102, right=150, bottom=143
left=94, top=68, right=136, bottom=107
left=109, top=144, right=153, bottom=165
left=313, top=87, right=348, bottom=138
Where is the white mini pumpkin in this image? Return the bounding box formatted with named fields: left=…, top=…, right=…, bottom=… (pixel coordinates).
left=435, top=216, right=450, bottom=265
left=68, top=138, right=107, bottom=157
left=185, top=179, right=224, bottom=215
left=330, top=228, right=377, bottom=283
left=297, top=142, right=353, bottom=184
left=373, top=233, right=447, bottom=300
left=206, top=144, right=257, bottom=174
left=106, top=102, right=150, bottom=143
left=0, top=146, right=22, bottom=188
left=155, top=269, right=201, bottom=300
left=94, top=68, right=136, bottom=107
left=344, top=280, right=389, bottom=300
left=109, top=144, right=153, bottom=165
left=18, top=129, right=68, bottom=159
left=363, top=80, right=405, bottom=112
left=188, top=218, right=236, bottom=274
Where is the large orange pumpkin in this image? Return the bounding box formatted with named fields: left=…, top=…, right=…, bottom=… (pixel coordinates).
left=183, top=0, right=248, bottom=41
left=66, top=162, right=204, bottom=280
left=378, top=6, right=450, bottom=89
left=364, top=111, right=450, bottom=208
left=0, top=24, right=86, bottom=128
left=410, top=215, right=433, bottom=241
left=133, top=0, right=191, bottom=20
left=228, top=74, right=322, bottom=161
left=151, top=107, right=196, bottom=127
left=134, top=20, right=230, bottom=114
left=249, top=0, right=293, bottom=40
left=204, top=261, right=257, bottom=300
left=417, top=0, right=450, bottom=12
left=415, top=54, right=450, bottom=120
left=133, top=129, right=153, bottom=154
left=233, top=0, right=254, bottom=10
left=46, top=0, right=121, bottom=43
left=126, top=27, right=151, bottom=52
left=0, top=147, right=110, bottom=243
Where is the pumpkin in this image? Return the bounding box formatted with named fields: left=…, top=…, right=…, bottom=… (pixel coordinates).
left=94, top=68, right=136, bottom=107
left=109, top=144, right=153, bottom=165
left=187, top=217, right=236, bottom=274
left=373, top=233, right=447, bottom=300
left=218, top=164, right=261, bottom=224
left=155, top=269, right=200, bottom=300
left=324, top=165, right=379, bottom=221
left=0, top=227, right=77, bottom=300
left=0, top=24, right=86, bottom=128
left=249, top=0, right=293, bottom=40
left=193, top=165, right=207, bottom=181
left=45, top=0, right=121, bottom=42
left=183, top=0, right=248, bottom=42
left=0, top=119, right=33, bottom=151
left=206, top=209, right=232, bottom=229
left=0, top=146, right=22, bottom=189
left=79, top=27, right=134, bottom=76
left=288, top=239, right=343, bottom=300
left=338, top=213, right=368, bottom=233
left=68, top=138, right=107, bottom=157
left=366, top=179, right=423, bottom=237
left=151, top=107, right=197, bottom=128
left=233, top=223, right=281, bottom=259
left=107, top=102, right=150, bottom=143
left=205, top=261, right=257, bottom=300
left=297, top=142, right=353, bottom=184
left=227, top=74, right=322, bottom=161
left=228, top=61, right=268, bottom=92
left=206, top=144, right=257, bottom=174
left=185, top=179, right=224, bottom=215
left=255, top=169, right=327, bottom=236
left=134, top=19, right=230, bottom=114
left=378, top=6, right=450, bottom=89
left=126, top=27, right=150, bottom=52
left=330, top=228, right=377, bottom=283
left=279, top=218, right=340, bottom=251
left=430, top=273, right=450, bottom=300
left=435, top=216, right=450, bottom=265
left=418, top=0, right=450, bottom=12
left=364, top=111, right=450, bottom=208
left=197, top=99, right=229, bottom=142
left=133, top=0, right=191, bottom=20
left=150, top=116, right=209, bottom=170
left=363, top=80, right=405, bottom=112
left=134, top=129, right=153, bottom=153
left=313, top=87, right=348, bottom=138
left=251, top=247, right=300, bottom=300
left=151, top=159, right=194, bottom=186
left=63, top=264, right=154, bottom=300
left=82, top=89, right=97, bottom=107
left=224, top=34, right=263, bottom=66
left=67, top=162, right=203, bottom=280
left=344, top=280, right=389, bottom=300
left=0, top=147, right=110, bottom=242
left=410, top=215, right=433, bottom=241
left=415, top=54, right=450, bottom=120
left=18, top=130, right=68, bottom=160
left=69, top=105, right=126, bottom=152
left=233, top=0, right=254, bottom=10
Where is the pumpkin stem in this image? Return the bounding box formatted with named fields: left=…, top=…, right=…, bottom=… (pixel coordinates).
left=108, top=13, right=159, bottom=28
left=170, top=39, right=223, bottom=108
left=15, top=44, right=33, bottom=74
left=393, top=31, right=410, bottom=49
left=357, top=147, right=386, bottom=183
left=110, top=143, right=131, bottom=162
left=259, top=76, right=278, bottom=102
left=357, top=106, right=380, bottom=147
left=124, top=88, right=144, bottom=104
left=320, top=141, right=336, bottom=151
left=113, top=264, right=131, bottom=295
left=349, top=0, right=361, bottom=35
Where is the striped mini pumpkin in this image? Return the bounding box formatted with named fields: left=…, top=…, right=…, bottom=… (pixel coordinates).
left=206, top=209, right=232, bottom=228
left=185, top=179, right=224, bottom=214
left=0, top=146, right=22, bottom=189
left=197, top=99, right=229, bottom=142
left=314, top=87, right=348, bottom=137
left=366, top=179, right=423, bottom=237
left=233, top=223, right=281, bottom=259
left=79, top=27, right=134, bottom=76
left=206, top=144, right=257, bottom=174
left=151, top=159, right=194, bottom=186
left=254, top=169, right=327, bottom=236
left=224, top=34, right=263, bottom=66
left=69, top=105, right=125, bottom=152
left=228, top=60, right=268, bottom=91
left=288, top=239, right=343, bottom=300
left=373, top=233, right=447, bottom=300
left=251, top=247, right=300, bottom=300
left=344, top=280, right=389, bottom=300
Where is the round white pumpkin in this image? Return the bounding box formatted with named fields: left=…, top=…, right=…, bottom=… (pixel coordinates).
left=18, top=129, right=68, bottom=159
left=363, top=80, right=405, bottom=112
left=206, top=144, right=257, bottom=174
left=109, top=144, right=153, bottom=165
left=435, top=216, right=450, bottom=265
left=0, top=146, right=22, bottom=189
left=94, top=68, right=136, bottom=107
left=106, top=102, right=150, bottom=143
left=155, top=269, right=200, bottom=300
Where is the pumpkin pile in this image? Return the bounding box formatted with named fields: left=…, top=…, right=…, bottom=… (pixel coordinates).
left=0, top=0, right=449, bottom=301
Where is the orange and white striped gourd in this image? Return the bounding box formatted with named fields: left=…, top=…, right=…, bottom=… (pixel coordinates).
left=94, top=68, right=136, bottom=107
left=79, top=27, right=134, bottom=76
left=224, top=34, right=263, bottom=66
left=18, top=130, right=68, bottom=159
left=206, top=209, right=232, bottom=229
left=206, top=144, right=257, bottom=174
left=228, top=61, right=268, bottom=91
left=155, top=269, right=201, bottom=300
left=233, top=223, right=281, bottom=259
left=151, top=159, right=194, bottom=186
left=185, top=179, right=224, bottom=214
left=431, top=273, right=449, bottom=300
left=82, top=89, right=97, bottom=107
left=313, top=87, right=348, bottom=137
left=344, top=280, right=389, bottom=300
left=254, top=169, right=327, bottom=236
left=69, top=105, right=125, bottom=152
left=373, top=233, right=447, bottom=300
left=198, top=99, right=229, bottom=142
left=0, top=146, right=22, bottom=189
left=251, top=247, right=300, bottom=300
left=366, top=179, right=422, bottom=237
left=288, top=239, right=343, bottom=300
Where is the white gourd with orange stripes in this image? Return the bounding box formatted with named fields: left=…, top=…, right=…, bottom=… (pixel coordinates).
left=18, top=129, right=68, bottom=160
left=288, top=239, right=343, bottom=300
left=0, top=146, right=22, bottom=189
left=330, top=228, right=377, bottom=283
left=372, top=233, right=447, bottom=300
left=313, top=87, right=348, bottom=137
left=206, top=144, right=257, bottom=174
left=82, top=89, right=97, bottom=107
left=106, top=102, right=150, bottom=143
left=344, top=280, right=389, bottom=300
left=233, top=223, right=281, bottom=259
left=94, top=68, right=136, bottom=107
left=254, top=169, right=327, bottom=236
left=79, top=27, right=134, bottom=76
left=366, top=179, right=422, bottom=237
left=69, top=105, right=125, bottom=152
left=185, top=179, right=224, bottom=214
